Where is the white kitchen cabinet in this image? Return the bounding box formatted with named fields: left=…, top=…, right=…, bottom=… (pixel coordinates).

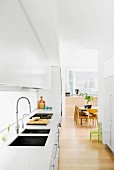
left=0, top=42, right=50, bottom=89
left=53, top=151, right=59, bottom=170
left=104, top=76, right=114, bottom=152
left=19, top=55, right=32, bottom=87
left=38, top=67, right=61, bottom=112
left=0, top=0, right=51, bottom=89
left=31, top=55, right=44, bottom=88
left=31, top=45, right=51, bottom=89
left=31, top=65, right=51, bottom=89
left=104, top=56, right=114, bottom=78
left=0, top=41, right=51, bottom=89
left=103, top=121, right=113, bottom=150
left=18, top=44, right=51, bottom=88
left=42, top=66, right=51, bottom=89
left=49, top=123, right=61, bottom=170
left=49, top=145, right=59, bottom=170
left=0, top=55, right=19, bottom=86
left=50, top=149, right=59, bottom=170
left=104, top=77, right=113, bottom=122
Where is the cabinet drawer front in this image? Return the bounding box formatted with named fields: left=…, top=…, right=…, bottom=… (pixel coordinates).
left=104, top=56, right=114, bottom=78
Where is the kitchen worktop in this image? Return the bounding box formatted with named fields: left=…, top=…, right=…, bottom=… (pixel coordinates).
left=0, top=109, right=61, bottom=170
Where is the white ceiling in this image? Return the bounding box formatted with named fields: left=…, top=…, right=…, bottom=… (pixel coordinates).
left=18, top=0, right=101, bottom=68
left=57, top=0, right=114, bottom=69
left=19, top=0, right=60, bottom=66
left=2, top=0, right=114, bottom=68
left=58, top=0, right=114, bottom=48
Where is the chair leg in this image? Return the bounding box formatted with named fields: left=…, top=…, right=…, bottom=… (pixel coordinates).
left=98, top=133, right=102, bottom=142
left=81, top=119, right=82, bottom=125
left=76, top=118, right=77, bottom=125
left=86, top=119, right=89, bottom=127
left=74, top=112, right=76, bottom=121
left=77, top=120, right=79, bottom=125
left=97, top=134, right=99, bottom=141
left=93, top=119, right=94, bottom=125
left=96, top=119, right=98, bottom=126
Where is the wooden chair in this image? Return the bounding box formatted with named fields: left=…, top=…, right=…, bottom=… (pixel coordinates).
left=75, top=106, right=89, bottom=127
left=88, top=109, right=98, bottom=126
left=74, top=106, right=76, bottom=121
left=90, top=122, right=102, bottom=142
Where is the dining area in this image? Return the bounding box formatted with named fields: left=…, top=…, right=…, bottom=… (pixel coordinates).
left=74, top=104, right=102, bottom=142
left=74, top=106, right=98, bottom=127
left=65, top=92, right=100, bottom=141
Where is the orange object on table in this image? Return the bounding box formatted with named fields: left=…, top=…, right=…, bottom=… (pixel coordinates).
left=38, top=96, right=45, bottom=109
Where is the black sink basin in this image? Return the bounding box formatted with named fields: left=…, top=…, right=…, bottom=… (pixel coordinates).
left=9, top=136, right=48, bottom=146
left=21, top=129, right=50, bottom=134
left=29, top=113, right=53, bottom=119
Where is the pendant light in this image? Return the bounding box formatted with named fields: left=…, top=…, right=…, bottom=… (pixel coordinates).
left=89, top=78, right=96, bottom=89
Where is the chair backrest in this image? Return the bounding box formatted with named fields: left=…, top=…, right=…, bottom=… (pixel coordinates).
left=75, top=105, right=88, bottom=118
left=88, top=108, right=98, bottom=114
left=75, top=105, right=80, bottom=118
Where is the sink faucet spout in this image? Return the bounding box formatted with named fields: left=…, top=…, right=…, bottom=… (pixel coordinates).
left=16, top=97, right=31, bottom=134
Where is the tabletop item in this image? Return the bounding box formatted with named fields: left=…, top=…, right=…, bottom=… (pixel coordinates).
left=45, top=106, right=52, bottom=110
left=79, top=93, right=94, bottom=105
left=49, top=107, right=52, bottom=110
left=29, top=113, right=53, bottom=119
left=75, top=89, right=79, bottom=95
left=27, top=119, right=48, bottom=125
left=32, top=117, right=40, bottom=121
left=38, top=96, right=45, bottom=109
left=84, top=105, right=92, bottom=109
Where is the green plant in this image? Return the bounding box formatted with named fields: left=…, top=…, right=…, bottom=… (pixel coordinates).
left=1, top=124, right=11, bottom=142
left=79, top=93, right=94, bottom=104
left=8, top=124, right=10, bottom=132
left=2, top=135, right=6, bottom=141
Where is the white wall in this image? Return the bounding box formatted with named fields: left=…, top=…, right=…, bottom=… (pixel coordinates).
left=0, top=90, right=37, bottom=132
left=60, top=43, right=98, bottom=71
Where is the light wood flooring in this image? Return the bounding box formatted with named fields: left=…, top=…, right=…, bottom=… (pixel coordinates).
left=58, top=115, right=114, bottom=170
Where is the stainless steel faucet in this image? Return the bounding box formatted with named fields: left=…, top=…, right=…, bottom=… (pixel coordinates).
left=22, top=113, right=29, bottom=129
left=16, top=97, right=31, bottom=134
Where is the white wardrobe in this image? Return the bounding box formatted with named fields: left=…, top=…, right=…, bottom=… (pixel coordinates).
left=103, top=56, right=114, bottom=152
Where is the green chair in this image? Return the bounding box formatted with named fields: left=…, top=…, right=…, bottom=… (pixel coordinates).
left=90, top=122, right=102, bottom=142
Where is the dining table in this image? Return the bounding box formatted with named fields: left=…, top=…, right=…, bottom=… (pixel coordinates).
left=78, top=106, right=98, bottom=115
left=76, top=106, right=98, bottom=126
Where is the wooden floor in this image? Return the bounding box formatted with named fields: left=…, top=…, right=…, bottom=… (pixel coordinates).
left=58, top=115, right=114, bottom=170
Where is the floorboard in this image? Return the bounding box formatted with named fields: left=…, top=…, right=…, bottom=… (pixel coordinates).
left=58, top=115, right=114, bottom=170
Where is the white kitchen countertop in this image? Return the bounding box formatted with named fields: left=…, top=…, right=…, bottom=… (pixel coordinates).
left=0, top=109, right=61, bottom=170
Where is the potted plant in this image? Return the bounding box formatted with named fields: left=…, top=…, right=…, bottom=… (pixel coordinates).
left=79, top=93, right=94, bottom=108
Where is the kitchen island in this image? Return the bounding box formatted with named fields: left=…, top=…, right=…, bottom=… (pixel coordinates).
left=0, top=109, right=61, bottom=170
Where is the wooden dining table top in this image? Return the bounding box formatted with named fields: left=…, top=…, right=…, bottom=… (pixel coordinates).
left=78, top=106, right=98, bottom=115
